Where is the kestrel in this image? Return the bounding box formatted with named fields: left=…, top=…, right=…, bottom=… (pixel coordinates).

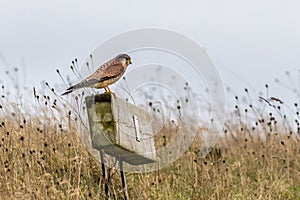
left=62, top=54, right=132, bottom=95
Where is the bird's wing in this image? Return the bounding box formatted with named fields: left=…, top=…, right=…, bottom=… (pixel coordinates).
left=61, top=60, right=125, bottom=96
left=87, top=61, right=125, bottom=81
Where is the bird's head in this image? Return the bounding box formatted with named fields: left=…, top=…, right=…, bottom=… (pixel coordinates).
left=116, top=54, right=132, bottom=67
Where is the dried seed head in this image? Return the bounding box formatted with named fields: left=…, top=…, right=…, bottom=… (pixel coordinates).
left=265, top=84, right=268, bottom=88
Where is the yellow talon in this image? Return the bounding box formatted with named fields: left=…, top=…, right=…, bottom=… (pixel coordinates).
left=104, top=87, right=112, bottom=94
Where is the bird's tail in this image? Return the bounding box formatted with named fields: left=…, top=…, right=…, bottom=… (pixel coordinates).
left=61, top=78, right=98, bottom=96
left=61, top=85, right=77, bottom=95
left=61, top=87, right=74, bottom=96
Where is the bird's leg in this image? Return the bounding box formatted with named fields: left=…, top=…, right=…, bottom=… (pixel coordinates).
left=104, top=86, right=112, bottom=94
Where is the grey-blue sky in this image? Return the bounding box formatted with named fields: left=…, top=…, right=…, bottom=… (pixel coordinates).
left=1, top=0, right=300, bottom=101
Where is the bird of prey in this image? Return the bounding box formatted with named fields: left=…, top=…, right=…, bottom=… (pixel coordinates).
left=62, top=54, right=132, bottom=95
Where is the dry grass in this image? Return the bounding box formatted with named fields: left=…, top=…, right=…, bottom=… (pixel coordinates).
left=0, top=67, right=299, bottom=199
left=0, top=113, right=299, bottom=199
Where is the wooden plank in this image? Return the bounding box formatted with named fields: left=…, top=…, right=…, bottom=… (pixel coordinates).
left=85, top=93, right=156, bottom=165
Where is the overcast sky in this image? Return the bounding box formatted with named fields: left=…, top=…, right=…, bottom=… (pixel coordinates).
left=1, top=0, right=300, bottom=102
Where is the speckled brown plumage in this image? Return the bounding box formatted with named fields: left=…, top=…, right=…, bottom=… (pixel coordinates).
left=62, top=54, right=131, bottom=95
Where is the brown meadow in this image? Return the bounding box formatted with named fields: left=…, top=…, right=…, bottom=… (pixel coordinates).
left=0, top=68, right=299, bottom=199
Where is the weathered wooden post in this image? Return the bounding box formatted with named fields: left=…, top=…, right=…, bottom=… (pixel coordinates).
left=85, top=93, right=156, bottom=199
